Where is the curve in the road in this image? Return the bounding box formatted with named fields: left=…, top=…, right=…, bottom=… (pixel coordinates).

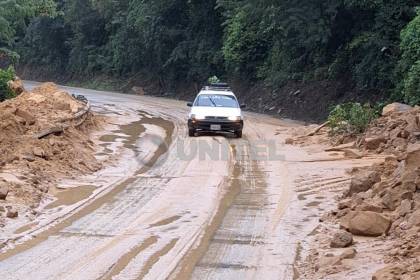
left=1, top=84, right=304, bottom=280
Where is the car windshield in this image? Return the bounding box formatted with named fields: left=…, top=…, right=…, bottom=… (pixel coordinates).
left=194, top=94, right=239, bottom=108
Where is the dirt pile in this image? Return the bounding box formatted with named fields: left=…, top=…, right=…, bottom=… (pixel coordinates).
left=0, top=83, right=103, bottom=227
left=360, top=103, right=420, bottom=155
left=294, top=103, right=420, bottom=279
left=338, top=144, right=420, bottom=277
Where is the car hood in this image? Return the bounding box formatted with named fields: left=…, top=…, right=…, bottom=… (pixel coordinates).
left=190, top=106, right=242, bottom=118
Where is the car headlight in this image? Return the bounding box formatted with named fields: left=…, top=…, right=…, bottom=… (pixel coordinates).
left=228, top=116, right=242, bottom=121
left=191, top=114, right=206, bottom=120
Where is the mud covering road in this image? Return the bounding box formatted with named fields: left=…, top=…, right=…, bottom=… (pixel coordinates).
left=0, top=83, right=377, bottom=279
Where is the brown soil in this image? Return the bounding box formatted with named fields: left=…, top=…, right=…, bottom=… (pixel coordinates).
left=293, top=104, right=420, bottom=279
left=0, top=82, right=104, bottom=227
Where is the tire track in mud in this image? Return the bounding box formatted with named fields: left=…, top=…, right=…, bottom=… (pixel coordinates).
left=168, top=144, right=242, bottom=279
left=179, top=141, right=271, bottom=280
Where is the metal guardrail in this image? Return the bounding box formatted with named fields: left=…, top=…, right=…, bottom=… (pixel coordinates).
left=33, top=100, right=91, bottom=139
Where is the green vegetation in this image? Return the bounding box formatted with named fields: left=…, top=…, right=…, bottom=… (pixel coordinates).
left=1, top=0, right=419, bottom=107
left=399, top=9, right=420, bottom=105
left=328, top=103, right=378, bottom=134
left=208, top=76, right=220, bottom=84
left=0, top=0, right=57, bottom=56
left=0, top=67, right=16, bottom=101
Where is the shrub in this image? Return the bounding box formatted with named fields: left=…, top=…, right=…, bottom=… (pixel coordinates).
left=328, top=102, right=378, bottom=134
left=402, top=60, right=420, bottom=105
left=208, top=76, right=220, bottom=84
left=0, top=66, right=16, bottom=101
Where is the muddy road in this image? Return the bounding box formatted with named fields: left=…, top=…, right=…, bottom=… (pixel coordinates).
left=0, top=83, right=367, bottom=280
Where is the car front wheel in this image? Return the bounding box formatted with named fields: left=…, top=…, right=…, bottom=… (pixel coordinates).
left=235, top=130, right=242, bottom=138
left=188, top=129, right=195, bottom=137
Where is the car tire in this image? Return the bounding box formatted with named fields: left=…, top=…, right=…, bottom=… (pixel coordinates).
left=188, top=129, right=196, bottom=137
left=235, top=130, right=242, bottom=138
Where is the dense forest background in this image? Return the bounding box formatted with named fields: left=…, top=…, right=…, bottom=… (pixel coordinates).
left=1, top=0, right=419, bottom=121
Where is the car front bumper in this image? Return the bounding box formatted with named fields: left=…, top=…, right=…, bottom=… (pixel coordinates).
left=188, top=119, right=243, bottom=132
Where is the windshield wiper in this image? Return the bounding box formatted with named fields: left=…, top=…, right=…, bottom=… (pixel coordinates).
left=208, top=97, right=218, bottom=107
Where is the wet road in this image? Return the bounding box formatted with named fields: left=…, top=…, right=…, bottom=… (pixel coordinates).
left=0, top=84, right=339, bottom=279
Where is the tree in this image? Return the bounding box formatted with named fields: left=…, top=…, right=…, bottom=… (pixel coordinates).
left=3, top=0, right=419, bottom=102
left=0, top=0, right=57, bottom=63
left=399, top=9, right=420, bottom=105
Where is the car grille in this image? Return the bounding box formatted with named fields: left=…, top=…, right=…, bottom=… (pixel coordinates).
left=205, top=116, right=228, bottom=120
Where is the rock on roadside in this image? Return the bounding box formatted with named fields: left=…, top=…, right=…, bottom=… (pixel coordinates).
left=382, top=103, right=412, bottom=116
left=372, top=265, right=406, bottom=280
left=340, top=211, right=391, bottom=237
left=330, top=230, right=353, bottom=248
left=348, top=170, right=380, bottom=196
left=340, top=247, right=357, bottom=259
left=0, top=182, right=9, bottom=200
left=6, top=207, right=18, bottom=218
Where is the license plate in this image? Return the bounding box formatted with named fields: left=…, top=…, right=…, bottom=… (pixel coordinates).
left=210, top=124, right=221, bottom=131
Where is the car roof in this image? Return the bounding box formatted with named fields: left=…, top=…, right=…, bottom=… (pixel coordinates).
left=198, top=89, right=236, bottom=97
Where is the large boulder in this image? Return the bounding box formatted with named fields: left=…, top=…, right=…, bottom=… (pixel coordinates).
left=364, top=137, right=387, bottom=150
left=341, top=211, right=391, bottom=237
left=382, top=103, right=412, bottom=116
left=348, top=170, right=381, bottom=196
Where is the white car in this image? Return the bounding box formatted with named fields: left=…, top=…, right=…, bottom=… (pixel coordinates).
left=187, top=84, right=245, bottom=138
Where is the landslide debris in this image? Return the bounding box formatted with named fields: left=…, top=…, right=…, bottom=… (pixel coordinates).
left=294, top=103, right=420, bottom=279
left=360, top=103, right=420, bottom=155
left=0, top=82, right=103, bottom=228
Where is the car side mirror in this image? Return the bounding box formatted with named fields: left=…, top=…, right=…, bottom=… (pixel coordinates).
left=187, top=102, right=193, bottom=107
left=240, top=104, right=247, bottom=109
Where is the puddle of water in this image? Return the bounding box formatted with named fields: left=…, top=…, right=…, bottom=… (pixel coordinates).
left=306, top=201, right=322, bottom=207
left=297, top=194, right=307, bottom=200
left=98, top=143, right=113, bottom=154
left=149, top=215, right=181, bottom=228
left=45, top=185, right=97, bottom=209
left=116, top=122, right=146, bottom=150
left=99, top=134, right=124, bottom=143
left=137, top=238, right=179, bottom=279
left=101, top=236, right=158, bottom=280
left=96, top=152, right=110, bottom=157
left=14, top=222, right=39, bottom=234
left=99, top=111, right=173, bottom=164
